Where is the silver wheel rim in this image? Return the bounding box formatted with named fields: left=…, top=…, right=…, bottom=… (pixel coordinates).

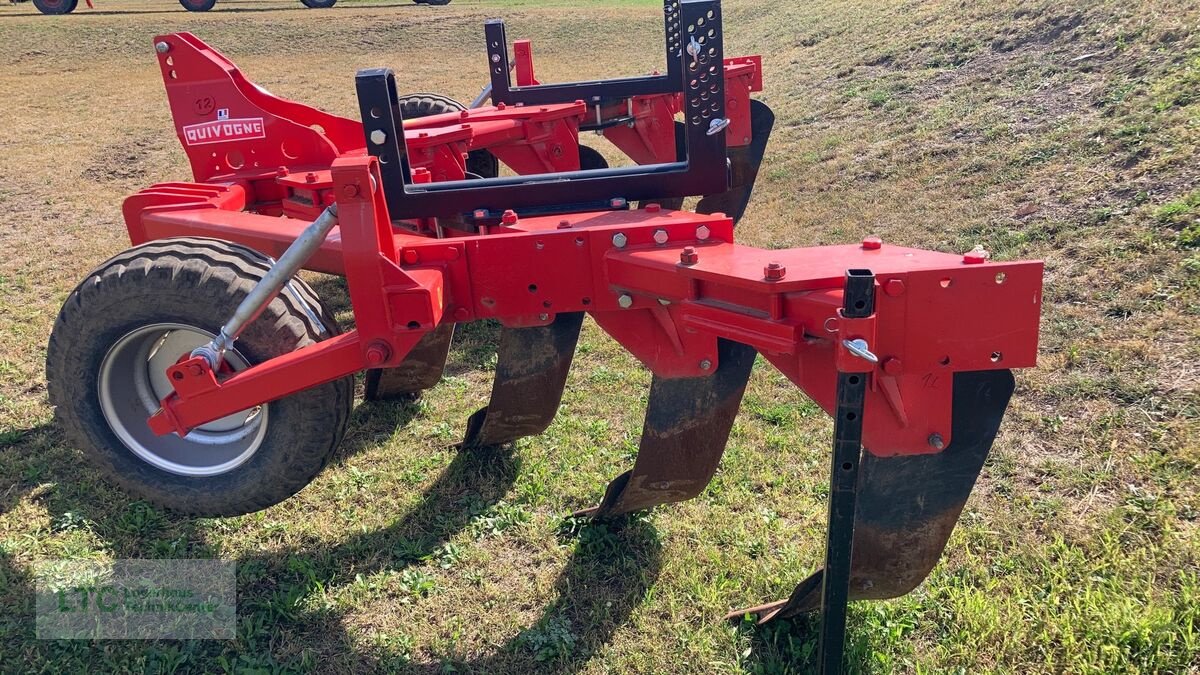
left=98, top=323, right=268, bottom=477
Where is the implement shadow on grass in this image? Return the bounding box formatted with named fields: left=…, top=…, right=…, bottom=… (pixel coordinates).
left=319, top=511, right=664, bottom=673
left=443, top=516, right=663, bottom=672
left=227, top=445, right=662, bottom=672
left=230, top=445, right=523, bottom=649
left=733, top=609, right=880, bottom=673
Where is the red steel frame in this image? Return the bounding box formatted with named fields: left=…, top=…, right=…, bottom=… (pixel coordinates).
left=142, top=152, right=1042, bottom=457
left=150, top=33, right=761, bottom=224
left=131, top=33, right=1043, bottom=458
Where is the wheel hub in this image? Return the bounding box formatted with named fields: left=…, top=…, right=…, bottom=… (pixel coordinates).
left=98, top=323, right=267, bottom=477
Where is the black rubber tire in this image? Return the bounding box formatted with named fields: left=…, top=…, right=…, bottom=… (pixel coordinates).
left=47, top=238, right=353, bottom=516
left=426, top=0, right=450, bottom=5
left=179, top=0, right=217, bottom=10
left=578, top=145, right=609, bottom=171
left=300, top=0, right=336, bottom=7
left=32, top=0, right=79, bottom=14
left=398, top=93, right=497, bottom=178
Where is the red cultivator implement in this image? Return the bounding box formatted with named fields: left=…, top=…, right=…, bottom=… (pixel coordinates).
left=46, top=1, right=1041, bottom=668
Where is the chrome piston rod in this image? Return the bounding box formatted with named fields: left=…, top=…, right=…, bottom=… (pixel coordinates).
left=192, top=204, right=339, bottom=369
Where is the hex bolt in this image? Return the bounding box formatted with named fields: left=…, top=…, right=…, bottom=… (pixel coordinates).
left=501, top=209, right=519, bottom=226
left=610, top=197, right=628, bottom=209
left=696, top=225, right=711, bottom=241
left=365, top=342, right=391, bottom=367
left=557, top=219, right=572, bottom=229
left=342, top=184, right=360, bottom=199
left=928, top=433, right=946, bottom=450
left=645, top=203, right=662, bottom=213
left=861, top=235, right=883, bottom=250
left=155, top=41, right=171, bottom=54
left=699, top=359, right=713, bottom=371
left=764, top=261, right=786, bottom=281
left=369, top=129, right=387, bottom=146
left=453, top=307, right=470, bottom=321
left=680, top=246, right=699, bottom=265
left=653, top=229, right=669, bottom=245
left=304, top=172, right=317, bottom=184
left=884, top=278, right=906, bottom=297
left=539, top=313, right=549, bottom=321
left=402, top=249, right=419, bottom=265
left=612, top=232, right=628, bottom=249
left=617, top=293, right=634, bottom=309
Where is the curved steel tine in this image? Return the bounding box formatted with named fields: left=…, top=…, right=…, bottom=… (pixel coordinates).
left=729, top=370, right=1015, bottom=624
left=460, top=312, right=585, bottom=449
left=585, top=339, right=756, bottom=518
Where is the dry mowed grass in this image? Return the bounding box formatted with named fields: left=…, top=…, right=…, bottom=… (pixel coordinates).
left=1, top=0, right=1198, bottom=672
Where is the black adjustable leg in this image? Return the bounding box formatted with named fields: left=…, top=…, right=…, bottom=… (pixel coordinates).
left=818, top=269, right=875, bottom=674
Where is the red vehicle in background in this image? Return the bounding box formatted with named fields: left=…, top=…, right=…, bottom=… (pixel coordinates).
left=19, top=0, right=449, bottom=15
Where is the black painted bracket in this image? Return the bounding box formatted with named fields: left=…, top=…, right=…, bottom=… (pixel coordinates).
left=354, top=0, right=729, bottom=220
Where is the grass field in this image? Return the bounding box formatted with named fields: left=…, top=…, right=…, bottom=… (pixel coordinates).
left=1, top=0, right=1198, bottom=672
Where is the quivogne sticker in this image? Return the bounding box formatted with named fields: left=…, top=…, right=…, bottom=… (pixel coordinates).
left=182, top=117, right=266, bottom=146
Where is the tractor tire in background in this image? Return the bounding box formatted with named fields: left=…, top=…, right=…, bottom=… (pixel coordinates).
left=398, top=93, right=497, bottom=179
left=414, top=0, right=452, bottom=5
left=300, top=0, right=337, bottom=7
left=46, top=238, right=353, bottom=516
left=179, top=0, right=217, bottom=10
left=578, top=144, right=608, bottom=171
left=32, top=0, right=79, bottom=13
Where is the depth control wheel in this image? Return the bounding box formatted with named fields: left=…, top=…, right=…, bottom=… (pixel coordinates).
left=300, top=0, right=337, bottom=7
left=47, top=238, right=352, bottom=516
left=179, top=0, right=217, bottom=11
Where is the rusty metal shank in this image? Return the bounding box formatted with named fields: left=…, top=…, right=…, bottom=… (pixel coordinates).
left=460, top=312, right=585, bottom=449
left=364, top=323, right=455, bottom=400
left=585, top=339, right=757, bottom=517
left=730, top=369, right=1016, bottom=624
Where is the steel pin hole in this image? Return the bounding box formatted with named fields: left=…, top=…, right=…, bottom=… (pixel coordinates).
left=841, top=462, right=854, bottom=471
